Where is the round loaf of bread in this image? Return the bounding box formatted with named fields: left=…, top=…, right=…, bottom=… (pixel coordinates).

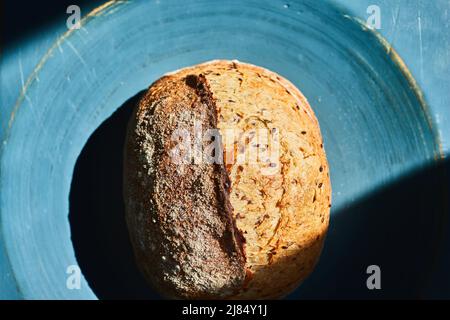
left=123, top=60, right=331, bottom=299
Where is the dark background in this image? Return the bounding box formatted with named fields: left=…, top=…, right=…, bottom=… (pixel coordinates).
left=2, top=0, right=104, bottom=48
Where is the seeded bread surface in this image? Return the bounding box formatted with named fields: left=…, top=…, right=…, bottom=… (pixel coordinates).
left=124, top=60, right=331, bottom=299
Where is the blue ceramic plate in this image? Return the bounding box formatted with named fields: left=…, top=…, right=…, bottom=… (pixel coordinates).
left=1, top=0, right=448, bottom=299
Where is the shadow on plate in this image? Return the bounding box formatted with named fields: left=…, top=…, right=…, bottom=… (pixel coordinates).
left=69, top=91, right=449, bottom=299
left=69, top=90, right=162, bottom=299
left=290, top=156, right=449, bottom=299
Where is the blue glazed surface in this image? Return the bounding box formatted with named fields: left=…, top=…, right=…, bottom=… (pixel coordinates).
left=1, top=0, right=449, bottom=299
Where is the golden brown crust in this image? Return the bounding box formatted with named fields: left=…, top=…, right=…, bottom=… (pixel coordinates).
left=124, top=60, right=331, bottom=299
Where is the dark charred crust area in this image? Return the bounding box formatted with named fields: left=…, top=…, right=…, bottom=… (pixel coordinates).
left=185, top=74, right=247, bottom=260
left=123, top=73, right=246, bottom=299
